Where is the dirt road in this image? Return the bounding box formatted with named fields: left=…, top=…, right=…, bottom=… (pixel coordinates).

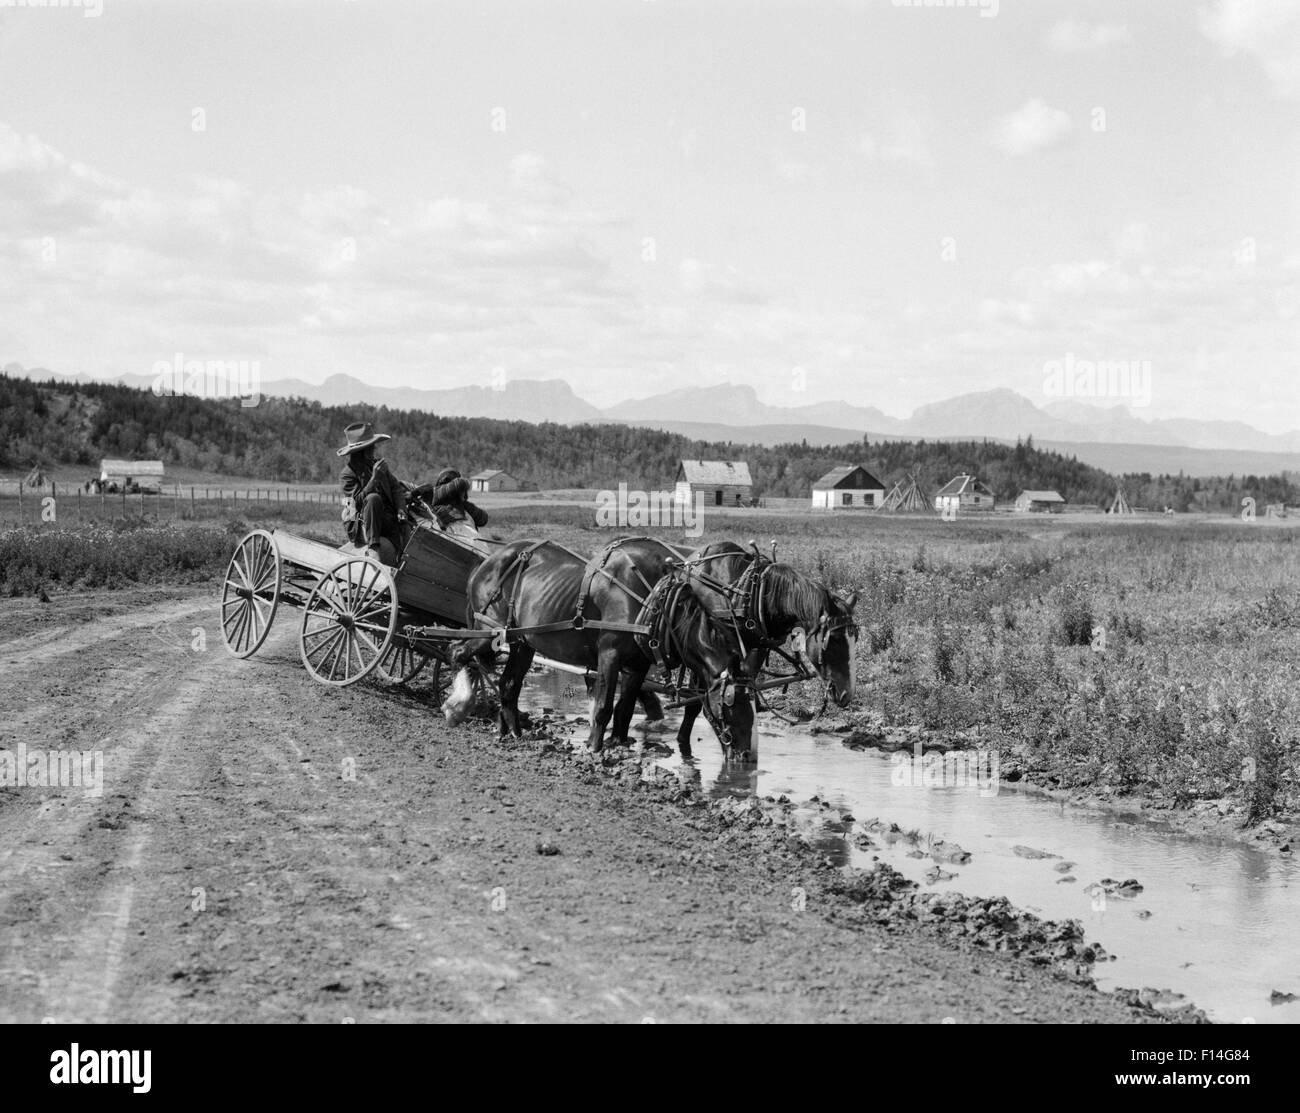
left=0, top=586, right=1157, bottom=1023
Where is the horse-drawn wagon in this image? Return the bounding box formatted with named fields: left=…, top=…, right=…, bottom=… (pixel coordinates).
left=221, top=503, right=859, bottom=759
left=219, top=510, right=483, bottom=690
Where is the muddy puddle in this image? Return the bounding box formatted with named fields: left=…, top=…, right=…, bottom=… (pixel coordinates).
left=520, top=670, right=1300, bottom=1024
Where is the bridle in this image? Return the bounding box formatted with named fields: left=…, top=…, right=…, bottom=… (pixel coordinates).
left=677, top=547, right=860, bottom=722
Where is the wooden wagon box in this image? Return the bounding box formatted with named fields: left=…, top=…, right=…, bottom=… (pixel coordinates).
left=394, top=525, right=483, bottom=625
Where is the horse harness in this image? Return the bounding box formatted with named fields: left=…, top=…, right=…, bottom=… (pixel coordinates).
left=471, top=537, right=663, bottom=646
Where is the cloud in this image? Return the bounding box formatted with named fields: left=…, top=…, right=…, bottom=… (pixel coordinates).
left=1046, top=19, right=1131, bottom=52
left=856, top=110, right=934, bottom=168
left=678, top=258, right=767, bottom=304
left=991, top=99, right=1073, bottom=155
left=1199, top=0, right=1300, bottom=99
left=1114, top=221, right=1154, bottom=263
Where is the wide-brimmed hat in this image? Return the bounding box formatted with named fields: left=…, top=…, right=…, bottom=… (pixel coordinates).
left=336, top=421, right=392, bottom=457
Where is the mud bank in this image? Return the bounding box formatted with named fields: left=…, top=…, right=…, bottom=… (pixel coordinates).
left=499, top=709, right=1202, bottom=1023
left=830, top=719, right=1296, bottom=857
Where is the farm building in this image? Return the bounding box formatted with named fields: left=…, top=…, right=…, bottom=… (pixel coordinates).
left=1015, top=490, right=1065, bottom=513
left=470, top=469, right=521, bottom=493
left=934, top=474, right=996, bottom=514
left=674, top=460, right=753, bottom=507
left=811, top=465, right=886, bottom=510
left=99, top=459, right=164, bottom=491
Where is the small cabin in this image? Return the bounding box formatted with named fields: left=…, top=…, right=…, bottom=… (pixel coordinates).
left=470, top=469, right=520, bottom=493
left=674, top=460, right=753, bottom=507
left=934, top=474, right=996, bottom=514
left=1015, top=490, right=1065, bottom=513
left=811, top=465, right=886, bottom=510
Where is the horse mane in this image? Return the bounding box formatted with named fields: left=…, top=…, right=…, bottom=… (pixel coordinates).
left=761, top=564, right=833, bottom=629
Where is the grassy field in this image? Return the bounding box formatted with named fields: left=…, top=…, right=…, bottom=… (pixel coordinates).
left=5, top=499, right=1296, bottom=822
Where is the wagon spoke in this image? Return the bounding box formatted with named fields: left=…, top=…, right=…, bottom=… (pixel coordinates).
left=302, top=620, right=341, bottom=643
left=352, top=594, right=394, bottom=624
left=234, top=548, right=254, bottom=592
left=230, top=603, right=250, bottom=652
left=306, top=626, right=344, bottom=663
left=322, top=630, right=347, bottom=680
left=354, top=628, right=382, bottom=659
left=252, top=539, right=275, bottom=588
left=249, top=593, right=271, bottom=627
left=335, top=567, right=352, bottom=616
left=316, top=583, right=347, bottom=617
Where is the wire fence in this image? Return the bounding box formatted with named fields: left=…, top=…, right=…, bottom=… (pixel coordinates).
left=0, top=481, right=339, bottom=527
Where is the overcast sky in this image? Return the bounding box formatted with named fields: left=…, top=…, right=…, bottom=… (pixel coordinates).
left=0, top=0, right=1296, bottom=428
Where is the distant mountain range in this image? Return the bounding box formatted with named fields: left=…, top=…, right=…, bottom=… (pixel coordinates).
left=8, top=362, right=1299, bottom=476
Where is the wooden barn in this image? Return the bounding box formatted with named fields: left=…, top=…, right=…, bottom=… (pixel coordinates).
left=470, top=469, right=521, bottom=493
left=1015, top=489, right=1065, bottom=513
left=99, top=459, right=164, bottom=492
left=674, top=460, right=753, bottom=507
left=811, top=465, right=886, bottom=510
left=934, top=474, right=996, bottom=513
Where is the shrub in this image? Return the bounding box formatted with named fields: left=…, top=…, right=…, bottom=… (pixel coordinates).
left=1057, top=584, right=1095, bottom=647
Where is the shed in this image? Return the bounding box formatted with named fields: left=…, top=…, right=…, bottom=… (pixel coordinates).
left=674, top=460, right=753, bottom=508
left=934, top=474, right=996, bottom=514
left=470, top=469, right=521, bottom=493
left=1015, top=490, right=1065, bottom=513
left=811, top=464, right=886, bottom=510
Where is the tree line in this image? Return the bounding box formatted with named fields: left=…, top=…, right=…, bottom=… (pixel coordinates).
left=2, top=372, right=1295, bottom=513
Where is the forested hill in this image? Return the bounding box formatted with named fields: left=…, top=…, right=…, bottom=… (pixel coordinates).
left=2, top=372, right=1293, bottom=510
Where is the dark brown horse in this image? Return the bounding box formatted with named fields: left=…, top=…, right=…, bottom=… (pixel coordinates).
left=444, top=537, right=752, bottom=754
left=672, top=541, right=859, bottom=757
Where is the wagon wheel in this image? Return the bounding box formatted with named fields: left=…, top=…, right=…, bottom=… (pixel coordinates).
left=299, top=557, right=397, bottom=686
left=221, top=529, right=281, bottom=658
left=374, top=633, right=432, bottom=685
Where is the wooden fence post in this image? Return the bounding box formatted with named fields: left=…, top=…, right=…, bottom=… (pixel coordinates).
left=78, top=488, right=82, bottom=524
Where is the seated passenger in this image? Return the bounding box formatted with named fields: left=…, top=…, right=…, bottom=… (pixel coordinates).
left=428, top=468, right=489, bottom=532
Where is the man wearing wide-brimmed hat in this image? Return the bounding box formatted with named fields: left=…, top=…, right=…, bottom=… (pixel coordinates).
left=337, top=421, right=430, bottom=565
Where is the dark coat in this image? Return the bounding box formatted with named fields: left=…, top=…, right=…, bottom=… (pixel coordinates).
left=429, top=475, right=488, bottom=528
left=340, top=457, right=407, bottom=542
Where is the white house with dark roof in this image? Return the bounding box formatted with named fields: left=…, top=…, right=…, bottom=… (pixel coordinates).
left=811, top=464, right=886, bottom=509
left=934, top=473, right=996, bottom=513
left=674, top=460, right=753, bottom=507
left=470, top=469, right=520, bottom=493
